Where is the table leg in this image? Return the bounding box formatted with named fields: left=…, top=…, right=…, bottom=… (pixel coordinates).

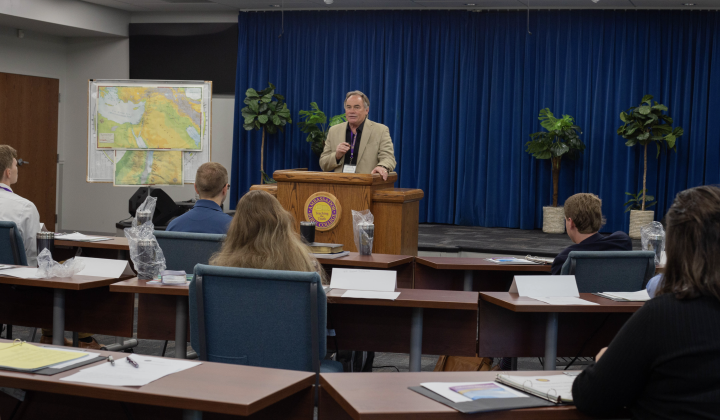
left=409, top=307, right=424, bottom=372
left=182, top=409, right=202, bottom=420
left=72, top=332, right=79, bottom=347
left=463, top=270, right=473, bottom=291
left=175, top=295, right=188, bottom=359
left=544, top=312, right=558, bottom=371
left=52, top=289, right=66, bottom=346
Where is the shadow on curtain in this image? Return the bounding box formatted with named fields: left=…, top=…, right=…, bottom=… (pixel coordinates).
left=231, top=10, right=720, bottom=232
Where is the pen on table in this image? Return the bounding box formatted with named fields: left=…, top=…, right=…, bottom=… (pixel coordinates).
left=126, top=356, right=139, bottom=368
left=107, top=356, right=115, bottom=366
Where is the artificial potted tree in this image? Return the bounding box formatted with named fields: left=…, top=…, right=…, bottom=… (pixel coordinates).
left=617, top=94, right=683, bottom=238
left=241, top=83, right=292, bottom=184
left=297, top=102, right=346, bottom=156
left=525, top=108, right=585, bottom=233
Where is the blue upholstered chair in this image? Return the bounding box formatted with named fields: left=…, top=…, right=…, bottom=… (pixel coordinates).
left=0, top=221, right=27, bottom=340
left=560, top=251, right=656, bottom=293
left=0, top=221, right=27, bottom=265
left=153, top=231, right=225, bottom=273
left=189, top=264, right=343, bottom=374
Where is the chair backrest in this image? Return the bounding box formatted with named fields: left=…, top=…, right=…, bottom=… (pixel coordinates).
left=0, top=221, right=27, bottom=265
left=189, top=264, right=325, bottom=374
left=153, top=231, right=225, bottom=273
left=560, top=251, right=656, bottom=293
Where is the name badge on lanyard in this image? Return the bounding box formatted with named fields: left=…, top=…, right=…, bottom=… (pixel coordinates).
left=343, top=164, right=357, bottom=173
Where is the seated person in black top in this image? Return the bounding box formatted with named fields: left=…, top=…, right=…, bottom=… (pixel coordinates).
left=573, top=186, right=720, bottom=419
left=550, top=193, right=632, bottom=275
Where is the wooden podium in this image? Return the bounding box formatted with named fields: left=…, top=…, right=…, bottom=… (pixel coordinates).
left=250, top=170, right=423, bottom=255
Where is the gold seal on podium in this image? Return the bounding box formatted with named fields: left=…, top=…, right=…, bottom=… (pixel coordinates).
left=304, top=192, right=342, bottom=231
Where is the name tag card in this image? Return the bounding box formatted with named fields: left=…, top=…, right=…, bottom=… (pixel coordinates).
left=509, top=275, right=579, bottom=297
left=330, top=268, right=396, bottom=291
left=342, top=164, right=357, bottom=174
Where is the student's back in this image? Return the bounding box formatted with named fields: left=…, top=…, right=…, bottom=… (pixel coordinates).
left=573, top=186, right=720, bottom=419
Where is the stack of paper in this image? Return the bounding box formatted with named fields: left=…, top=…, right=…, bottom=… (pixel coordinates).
left=510, top=276, right=598, bottom=306
left=330, top=268, right=400, bottom=300
left=55, top=233, right=111, bottom=242
left=74, top=257, right=135, bottom=278
left=60, top=355, right=201, bottom=387
left=0, top=267, right=41, bottom=279
left=0, top=342, right=87, bottom=372
left=597, top=290, right=650, bottom=302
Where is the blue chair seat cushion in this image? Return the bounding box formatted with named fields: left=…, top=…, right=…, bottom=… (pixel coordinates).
left=320, top=359, right=344, bottom=373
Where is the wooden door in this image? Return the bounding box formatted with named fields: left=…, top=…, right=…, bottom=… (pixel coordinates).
left=0, top=73, right=59, bottom=229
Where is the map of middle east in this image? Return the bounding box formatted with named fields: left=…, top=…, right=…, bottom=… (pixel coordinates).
left=97, top=86, right=203, bottom=150
left=114, top=151, right=183, bottom=186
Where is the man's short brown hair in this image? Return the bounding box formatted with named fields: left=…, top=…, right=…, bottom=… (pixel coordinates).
left=195, top=162, right=228, bottom=198
left=0, top=145, right=17, bottom=177
left=564, top=193, right=605, bottom=234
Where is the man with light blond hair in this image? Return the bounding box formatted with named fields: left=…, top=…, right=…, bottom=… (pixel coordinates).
left=551, top=193, right=632, bottom=275
left=0, top=145, right=39, bottom=267
left=319, top=91, right=396, bottom=180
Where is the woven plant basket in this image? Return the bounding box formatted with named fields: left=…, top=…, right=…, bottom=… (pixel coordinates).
left=542, top=206, right=565, bottom=234
left=629, top=210, right=654, bottom=239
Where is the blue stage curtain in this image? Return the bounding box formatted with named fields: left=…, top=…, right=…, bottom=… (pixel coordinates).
left=231, top=10, right=720, bottom=232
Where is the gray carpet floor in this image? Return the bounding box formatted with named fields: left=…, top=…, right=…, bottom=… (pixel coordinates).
left=418, top=224, right=641, bottom=257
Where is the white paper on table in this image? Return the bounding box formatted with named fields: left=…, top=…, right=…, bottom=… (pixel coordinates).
left=660, top=251, right=667, bottom=265
left=600, top=290, right=650, bottom=301
left=330, top=268, right=396, bottom=292
left=60, top=355, right=201, bottom=387
left=0, top=267, right=41, bottom=279
left=530, top=296, right=599, bottom=305
left=74, top=257, right=134, bottom=278
left=421, top=382, right=529, bottom=403
left=509, top=276, right=579, bottom=297
left=341, top=290, right=401, bottom=300
left=57, top=233, right=111, bottom=242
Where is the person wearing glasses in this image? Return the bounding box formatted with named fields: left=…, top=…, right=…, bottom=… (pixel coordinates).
left=167, top=162, right=232, bottom=234
left=319, top=91, right=396, bottom=181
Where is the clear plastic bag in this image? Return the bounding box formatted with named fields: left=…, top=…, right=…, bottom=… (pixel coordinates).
left=36, top=248, right=85, bottom=278
left=641, top=221, right=665, bottom=265
left=352, top=209, right=375, bottom=256
left=124, top=196, right=166, bottom=279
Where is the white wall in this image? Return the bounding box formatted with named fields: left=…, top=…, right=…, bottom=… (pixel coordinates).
left=1, top=10, right=237, bottom=234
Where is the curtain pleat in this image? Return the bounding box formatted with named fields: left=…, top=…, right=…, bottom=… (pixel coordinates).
left=231, top=10, right=720, bottom=232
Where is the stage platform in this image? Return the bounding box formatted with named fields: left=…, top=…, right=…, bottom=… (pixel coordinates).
left=418, top=224, right=642, bottom=258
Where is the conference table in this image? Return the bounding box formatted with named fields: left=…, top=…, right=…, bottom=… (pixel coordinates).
left=0, top=339, right=315, bottom=420
left=0, top=268, right=134, bottom=346
left=414, top=257, right=552, bottom=291
left=478, top=293, right=644, bottom=370
left=326, top=288, right=478, bottom=372
left=319, top=370, right=625, bottom=419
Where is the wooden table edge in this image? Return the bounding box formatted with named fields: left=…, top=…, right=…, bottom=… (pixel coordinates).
left=318, top=256, right=415, bottom=268
left=479, top=293, right=643, bottom=313
left=110, top=281, right=190, bottom=296
left=0, top=274, right=135, bottom=291
left=55, top=239, right=129, bottom=250
left=415, top=258, right=552, bottom=271
left=0, top=363, right=316, bottom=417
left=327, top=291, right=478, bottom=310
left=320, top=375, right=362, bottom=420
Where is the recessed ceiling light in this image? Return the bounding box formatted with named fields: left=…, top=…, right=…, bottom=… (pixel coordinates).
left=683, top=2, right=696, bottom=5
left=466, top=3, right=476, bottom=5
left=270, top=4, right=280, bottom=7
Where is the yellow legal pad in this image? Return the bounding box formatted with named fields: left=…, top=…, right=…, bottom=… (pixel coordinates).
left=0, top=341, right=85, bottom=371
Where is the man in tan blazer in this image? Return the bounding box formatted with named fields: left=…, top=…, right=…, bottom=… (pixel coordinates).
left=319, top=91, right=396, bottom=180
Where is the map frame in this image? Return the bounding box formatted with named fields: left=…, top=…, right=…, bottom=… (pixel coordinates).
left=86, top=79, right=213, bottom=184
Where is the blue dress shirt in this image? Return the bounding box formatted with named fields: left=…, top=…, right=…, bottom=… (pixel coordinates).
left=167, top=199, right=232, bottom=234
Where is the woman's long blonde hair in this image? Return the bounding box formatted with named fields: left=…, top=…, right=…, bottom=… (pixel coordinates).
left=210, top=190, right=326, bottom=283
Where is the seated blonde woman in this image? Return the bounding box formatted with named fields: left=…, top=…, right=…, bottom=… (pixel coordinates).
left=210, top=190, right=327, bottom=284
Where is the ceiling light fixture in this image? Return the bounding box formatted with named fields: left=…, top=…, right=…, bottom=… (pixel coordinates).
left=683, top=3, right=696, bottom=5
left=465, top=3, right=476, bottom=5
left=270, top=4, right=280, bottom=7
left=324, top=0, right=334, bottom=4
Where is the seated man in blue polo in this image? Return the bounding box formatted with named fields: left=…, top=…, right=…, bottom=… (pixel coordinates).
left=167, top=162, right=232, bottom=234
left=551, top=193, right=633, bottom=275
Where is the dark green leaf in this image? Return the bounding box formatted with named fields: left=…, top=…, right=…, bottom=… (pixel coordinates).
left=257, top=115, right=268, bottom=124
